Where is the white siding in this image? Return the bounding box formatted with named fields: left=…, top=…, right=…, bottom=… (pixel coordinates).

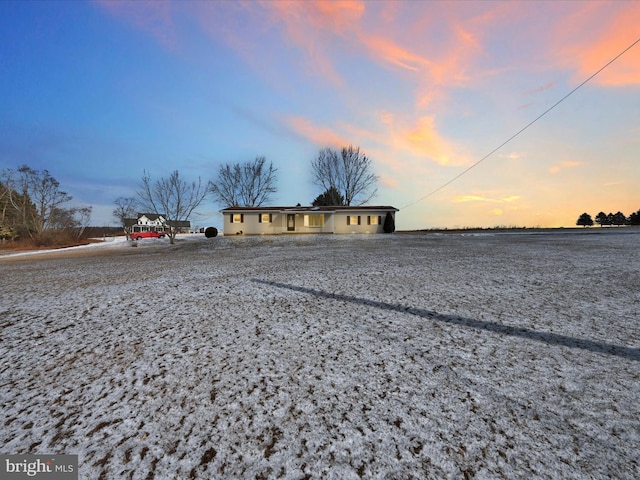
left=333, top=212, right=392, bottom=234
left=224, top=212, right=282, bottom=235
left=222, top=209, right=395, bottom=235
left=284, top=213, right=334, bottom=234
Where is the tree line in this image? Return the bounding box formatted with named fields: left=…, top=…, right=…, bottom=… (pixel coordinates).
left=576, top=210, right=640, bottom=227
left=0, top=144, right=377, bottom=246
left=1, top=165, right=92, bottom=245
left=2, top=145, right=379, bottom=246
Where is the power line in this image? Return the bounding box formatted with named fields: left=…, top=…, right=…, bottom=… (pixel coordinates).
left=401, top=35, right=640, bottom=211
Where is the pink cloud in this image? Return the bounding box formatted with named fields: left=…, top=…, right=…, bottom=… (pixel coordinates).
left=359, top=35, right=427, bottom=72
left=552, top=3, right=640, bottom=86
left=305, top=0, right=366, bottom=31
left=356, top=6, right=487, bottom=90
left=284, top=110, right=469, bottom=174
left=252, top=1, right=493, bottom=105
left=256, top=0, right=367, bottom=86
left=284, top=116, right=347, bottom=147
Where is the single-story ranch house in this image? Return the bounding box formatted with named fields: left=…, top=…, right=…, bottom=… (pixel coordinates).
left=221, top=206, right=398, bottom=235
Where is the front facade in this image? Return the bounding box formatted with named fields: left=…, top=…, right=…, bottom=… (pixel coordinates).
left=221, top=206, right=398, bottom=235
left=124, top=213, right=190, bottom=233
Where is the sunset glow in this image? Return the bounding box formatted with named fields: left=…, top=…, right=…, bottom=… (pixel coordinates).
left=0, top=1, right=638, bottom=229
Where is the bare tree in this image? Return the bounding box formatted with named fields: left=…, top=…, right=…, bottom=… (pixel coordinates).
left=0, top=174, right=12, bottom=234
left=73, top=206, right=93, bottom=239
left=2, top=166, right=73, bottom=236
left=1, top=167, right=35, bottom=234
left=137, top=170, right=209, bottom=244
left=0, top=176, right=9, bottom=214
left=113, top=196, right=137, bottom=239
left=210, top=156, right=277, bottom=207
left=0, top=175, right=18, bottom=239
left=48, top=205, right=93, bottom=239
left=1, top=165, right=90, bottom=243
left=311, top=145, right=378, bottom=206
left=25, top=166, right=74, bottom=234
left=210, top=163, right=241, bottom=208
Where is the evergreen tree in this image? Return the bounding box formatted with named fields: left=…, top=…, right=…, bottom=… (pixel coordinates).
left=595, top=212, right=609, bottom=227
left=612, top=211, right=627, bottom=226
left=383, top=212, right=395, bottom=233
left=312, top=187, right=345, bottom=206
left=606, top=212, right=615, bottom=226
left=576, top=212, right=593, bottom=227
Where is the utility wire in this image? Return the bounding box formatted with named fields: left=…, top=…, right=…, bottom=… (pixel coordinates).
left=400, top=36, right=640, bottom=211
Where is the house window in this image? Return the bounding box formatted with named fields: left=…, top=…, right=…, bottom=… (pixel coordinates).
left=231, top=213, right=244, bottom=223
left=368, top=216, right=381, bottom=225
left=347, top=215, right=361, bottom=225
left=304, top=214, right=324, bottom=227
left=258, top=213, right=272, bottom=223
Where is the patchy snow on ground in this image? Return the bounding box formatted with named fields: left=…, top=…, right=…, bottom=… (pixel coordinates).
left=1, top=231, right=639, bottom=479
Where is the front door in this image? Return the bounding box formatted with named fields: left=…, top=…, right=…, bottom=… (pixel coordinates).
left=287, top=214, right=295, bottom=232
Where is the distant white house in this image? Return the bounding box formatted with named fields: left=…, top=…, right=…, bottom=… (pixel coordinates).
left=124, top=213, right=190, bottom=233
left=221, top=206, right=398, bottom=235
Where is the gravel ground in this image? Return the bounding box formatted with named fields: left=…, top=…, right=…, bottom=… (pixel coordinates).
left=1, top=231, right=639, bottom=479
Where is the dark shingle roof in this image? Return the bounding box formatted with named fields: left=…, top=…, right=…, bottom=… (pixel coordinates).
left=221, top=205, right=398, bottom=213
left=137, top=213, right=166, bottom=221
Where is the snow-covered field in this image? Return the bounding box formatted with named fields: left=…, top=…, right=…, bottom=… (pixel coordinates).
left=1, top=230, right=639, bottom=479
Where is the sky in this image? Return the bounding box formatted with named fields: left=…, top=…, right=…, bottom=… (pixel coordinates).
left=1, top=0, right=639, bottom=230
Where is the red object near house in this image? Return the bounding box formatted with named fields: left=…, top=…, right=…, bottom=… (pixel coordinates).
left=131, top=231, right=166, bottom=240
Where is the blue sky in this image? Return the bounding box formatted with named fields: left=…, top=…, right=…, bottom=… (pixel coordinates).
left=1, top=1, right=639, bottom=230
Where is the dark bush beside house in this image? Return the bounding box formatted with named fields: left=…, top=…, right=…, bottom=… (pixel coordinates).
left=383, top=212, right=395, bottom=233
left=204, top=227, right=218, bottom=238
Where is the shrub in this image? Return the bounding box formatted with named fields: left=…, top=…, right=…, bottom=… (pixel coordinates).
left=34, top=230, right=78, bottom=247
left=383, top=212, right=395, bottom=233
left=204, top=227, right=218, bottom=238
